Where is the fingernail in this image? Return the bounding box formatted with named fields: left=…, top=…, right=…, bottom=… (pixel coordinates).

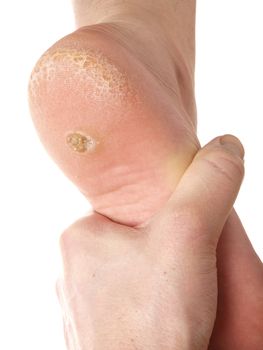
left=219, top=134, right=245, bottom=159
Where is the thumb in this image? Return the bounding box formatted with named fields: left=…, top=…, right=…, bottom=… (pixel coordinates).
left=160, top=134, right=245, bottom=246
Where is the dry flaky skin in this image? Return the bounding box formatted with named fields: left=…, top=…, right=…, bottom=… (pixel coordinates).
left=29, top=47, right=138, bottom=105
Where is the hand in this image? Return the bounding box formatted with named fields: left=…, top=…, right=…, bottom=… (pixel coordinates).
left=209, top=210, right=263, bottom=349
left=56, top=135, right=244, bottom=350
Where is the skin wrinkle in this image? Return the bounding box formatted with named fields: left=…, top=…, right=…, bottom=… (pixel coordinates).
left=83, top=0, right=186, bottom=24
left=58, top=281, right=82, bottom=350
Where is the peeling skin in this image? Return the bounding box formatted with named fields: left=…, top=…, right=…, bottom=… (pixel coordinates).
left=66, top=132, right=98, bottom=153
left=29, top=47, right=137, bottom=103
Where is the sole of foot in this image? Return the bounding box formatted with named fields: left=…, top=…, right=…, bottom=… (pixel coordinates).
left=29, top=24, right=200, bottom=227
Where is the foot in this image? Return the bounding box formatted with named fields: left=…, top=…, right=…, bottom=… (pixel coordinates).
left=28, top=1, right=199, bottom=227
left=28, top=1, right=263, bottom=348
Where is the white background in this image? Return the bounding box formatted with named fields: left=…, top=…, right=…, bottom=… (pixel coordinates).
left=0, top=0, right=262, bottom=349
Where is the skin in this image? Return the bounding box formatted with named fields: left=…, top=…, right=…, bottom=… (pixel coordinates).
left=56, top=136, right=245, bottom=349
left=28, top=24, right=199, bottom=227
left=28, top=0, right=263, bottom=348
left=210, top=210, right=263, bottom=349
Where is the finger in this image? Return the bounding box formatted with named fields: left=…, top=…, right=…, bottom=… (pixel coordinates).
left=162, top=134, right=245, bottom=245
left=210, top=210, right=263, bottom=347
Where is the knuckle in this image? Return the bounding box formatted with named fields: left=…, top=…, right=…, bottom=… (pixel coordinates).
left=59, top=217, right=91, bottom=253
left=59, top=228, right=75, bottom=252
left=59, top=213, right=108, bottom=254
left=59, top=225, right=85, bottom=266
left=203, top=148, right=244, bottom=183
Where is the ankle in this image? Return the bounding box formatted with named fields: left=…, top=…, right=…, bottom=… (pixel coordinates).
left=73, top=1, right=196, bottom=121
left=73, top=1, right=179, bottom=27
left=73, top=0, right=196, bottom=67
